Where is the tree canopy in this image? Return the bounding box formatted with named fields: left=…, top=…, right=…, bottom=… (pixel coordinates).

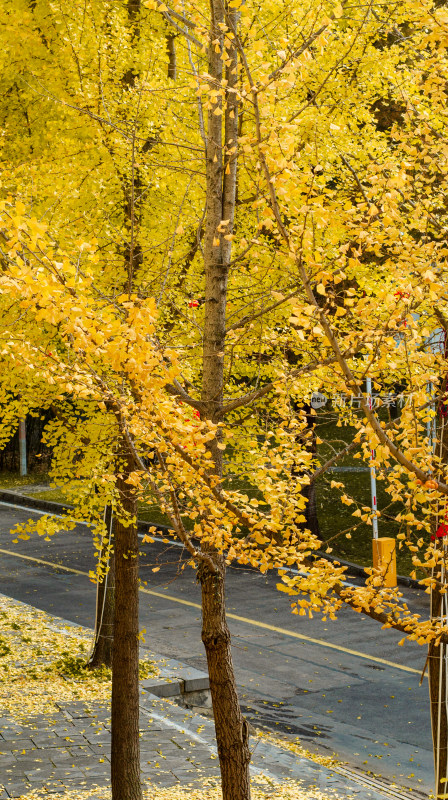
left=2, top=0, right=448, bottom=797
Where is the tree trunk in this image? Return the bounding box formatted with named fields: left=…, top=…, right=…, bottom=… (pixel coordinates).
left=200, top=560, right=251, bottom=800
left=111, top=444, right=142, bottom=800
left=429, top=571, right=448, bottom=800
left=303, top=480, right=321, bottom=540
left=88, top=505, right=115, bottom=669
left=199, top=0, right=251, bottom=796
left=429, top=413, right=448, bottom=799
left=110, top=6, right=143, bottom=797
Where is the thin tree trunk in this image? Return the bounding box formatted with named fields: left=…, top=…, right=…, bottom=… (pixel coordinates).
left=111, top=443, right=142, bottom=800
left=199, top=0, right=251, bottom=797
left=166, top=32, right=176, bottom=79
left=123, top=0, right=143, bottom=291
left=88, top=505, right=115, bottom=669
left=303, top=480, right=321, bottom=540
left=292, top=404, right=321, bottom=540
left=303, top=406, right=321, bottom=539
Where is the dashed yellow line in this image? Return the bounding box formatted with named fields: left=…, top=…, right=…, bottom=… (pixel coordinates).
left=0, top=546, right=422, bottom=675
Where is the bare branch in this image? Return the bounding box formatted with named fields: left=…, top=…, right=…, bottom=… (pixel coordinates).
left=339, top=153, right=370, bottom=204
left=310, top=438, right=360, bottom=482
left=226, top=282, right=302, bottom=334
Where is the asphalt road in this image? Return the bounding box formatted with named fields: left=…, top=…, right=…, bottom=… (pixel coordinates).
left=0, top=500, right=434, bottom=795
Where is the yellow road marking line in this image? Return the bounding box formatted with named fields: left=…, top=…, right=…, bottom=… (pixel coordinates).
left=0, top=547, right=422, bottom=676
left=0, top=548, right=88, bottom=576
left=140, top=586, right=423, bottom=675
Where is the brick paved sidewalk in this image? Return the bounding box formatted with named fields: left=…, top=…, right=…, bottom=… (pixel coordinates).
left=0, top=698, right=220, bottom=798
left=0, top=690, right=417, bottom=800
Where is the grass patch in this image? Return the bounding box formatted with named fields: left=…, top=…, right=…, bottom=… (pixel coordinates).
left=0, top=470, right=49, bottom=490
left=26, top=488, right=66, bottom=502
left=314, top=409, right=422, bottom=576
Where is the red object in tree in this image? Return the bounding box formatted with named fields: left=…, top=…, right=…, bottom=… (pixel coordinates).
left=432, top=522, right=448, bottom=541
left=188, top=300, right=199, bottom=308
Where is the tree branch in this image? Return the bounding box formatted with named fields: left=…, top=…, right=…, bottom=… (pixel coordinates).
left=217, top=351, right=354, bottom=419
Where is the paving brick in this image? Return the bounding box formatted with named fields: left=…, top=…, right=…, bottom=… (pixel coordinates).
left=2, top=783, right=33, bottom=798
left=51, top=723, right=77, bottom=733
left=85, top=741, right=110, bottom=753
left=30, top=733, right=58, bottom=746
left=55, top=702, right=92, bottom=717
left=66, top=744, right=94, bottom=757
left=2, top=739, right=37, bottom=751
left=83, top=732, right=110, bottom=744
left=0, top=753, right=17, bottom=764
left=53, top=734, right=89, bottom=746
left=48, top=766, right=88, bottom=780
left=0, top=730, right=36, bottom=740
left=78, top=768, right=110, bottom=780
left=10, top=756, right=46, bottom=769
left=25, top=769, right=58, bottom=782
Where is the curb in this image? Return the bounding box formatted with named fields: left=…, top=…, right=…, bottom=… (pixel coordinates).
left=141, top=655, right=211, bottom=709
left=0, top=489, right=74, bottom=516
left=0, top=488, right=422, bottom=589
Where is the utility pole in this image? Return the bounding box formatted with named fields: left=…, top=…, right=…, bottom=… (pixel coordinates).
left=366, top=377, right=396, bottom=586
left=366, top=377, right=379, bottom=539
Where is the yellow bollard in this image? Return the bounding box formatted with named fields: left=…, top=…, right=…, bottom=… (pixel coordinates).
left=372, top=537, right=397, bottom=588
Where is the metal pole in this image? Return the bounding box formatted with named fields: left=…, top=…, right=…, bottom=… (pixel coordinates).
left=19, top=418, right=27, bottom=477
left=427, top=381, right=433, bottom=446
left=427, top=381, right=437, bottom=454
left=366, top=377, right=378, bottom=539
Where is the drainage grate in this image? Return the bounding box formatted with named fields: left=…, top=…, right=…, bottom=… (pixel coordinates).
left=331, top=765, right=427, bottom=800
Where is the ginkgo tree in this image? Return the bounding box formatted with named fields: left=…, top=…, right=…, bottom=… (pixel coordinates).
left=0, top=0, right=193, bottom=670
left=2, top=0, right=448, bottom=798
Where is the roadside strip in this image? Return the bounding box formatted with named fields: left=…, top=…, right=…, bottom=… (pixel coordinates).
left=0, top=545, right=423, bottom=676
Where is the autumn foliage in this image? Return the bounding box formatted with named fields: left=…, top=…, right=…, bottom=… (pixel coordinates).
left=2, top=0, right=448, bottom=797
